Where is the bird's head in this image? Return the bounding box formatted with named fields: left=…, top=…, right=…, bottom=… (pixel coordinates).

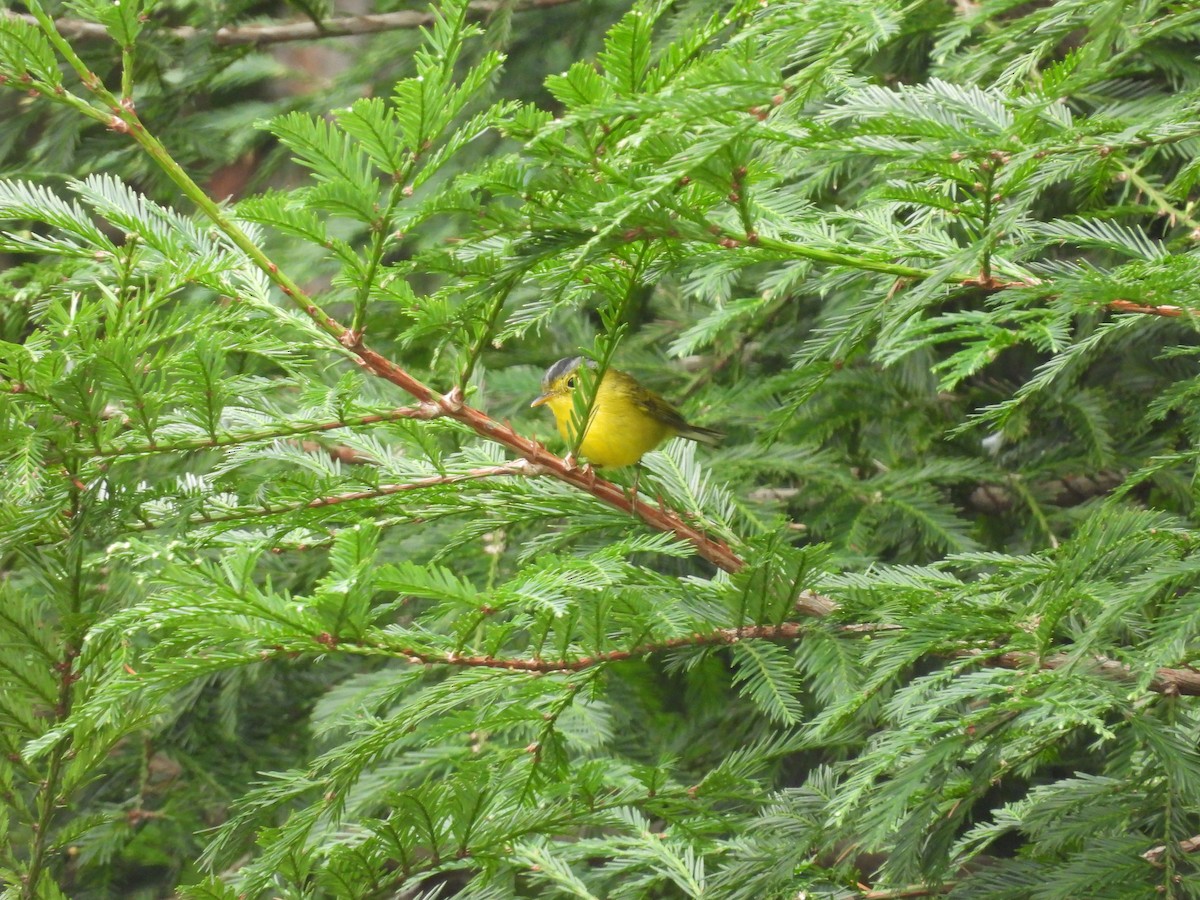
left=530, top=356, right=594, bottom=412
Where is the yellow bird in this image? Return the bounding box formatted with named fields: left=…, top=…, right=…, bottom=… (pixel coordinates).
left=530, top=357, right=722, bottom=468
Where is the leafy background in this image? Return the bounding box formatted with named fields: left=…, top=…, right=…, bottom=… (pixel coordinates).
left=2, top=0, right=1200, bottom=897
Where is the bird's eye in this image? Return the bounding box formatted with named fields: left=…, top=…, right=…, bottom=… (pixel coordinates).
left=566, top=376, right=576, bottom=389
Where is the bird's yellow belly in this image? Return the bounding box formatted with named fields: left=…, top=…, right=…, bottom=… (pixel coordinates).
left=554, top=397, right=674, bottom=468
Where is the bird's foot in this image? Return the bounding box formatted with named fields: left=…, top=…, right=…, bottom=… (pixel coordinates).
left=623, top=468, right=642, bottom=505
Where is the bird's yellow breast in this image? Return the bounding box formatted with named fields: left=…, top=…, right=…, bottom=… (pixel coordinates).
left=545, top=377, right=675, bottom=467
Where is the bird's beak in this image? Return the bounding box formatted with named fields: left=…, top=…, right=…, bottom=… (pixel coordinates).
left=530, top=393, right=550, bottom=408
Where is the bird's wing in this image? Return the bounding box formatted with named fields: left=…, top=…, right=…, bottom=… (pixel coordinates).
left=627, top=381, right=693, bottom=433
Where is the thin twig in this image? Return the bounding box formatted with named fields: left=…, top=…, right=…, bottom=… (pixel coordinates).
left=1118, top=161, right=1200, bottom=230
left=966, top=276, right=1197, bottom=319
left=10, top=0, right=579, bottom=47
left=316, top=612, right=1200, bottom=697
left=88, top=405, right=436, bottom=458
left=297, top=440, right=376, bottom=465
left=23, top=449, right=88, bottom=899
left=350, top=623, right=812, bottom=671
left=719, top=231, right=934, bottom=280
left=126, top=461, right=535, bottom=531
left=1107, top=299, right=1188, bottom=318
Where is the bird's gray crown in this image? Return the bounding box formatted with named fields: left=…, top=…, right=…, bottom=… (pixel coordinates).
left=541, top=356, right=596, bottom=389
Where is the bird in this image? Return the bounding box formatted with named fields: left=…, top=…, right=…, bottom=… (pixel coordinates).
left=530, top=357, right=722, bottom=468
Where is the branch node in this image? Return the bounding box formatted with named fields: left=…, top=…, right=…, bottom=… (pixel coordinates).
left=413, top=400, right=445, bottom=420
left=438, top=385, right=465, bottom=414
left=508, top=458, right=549, bottom=477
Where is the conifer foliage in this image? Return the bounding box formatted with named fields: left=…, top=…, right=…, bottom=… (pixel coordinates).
left=2, top=0, right=1200, bottom=895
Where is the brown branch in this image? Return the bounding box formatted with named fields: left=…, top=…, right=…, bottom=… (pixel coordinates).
left=353, top=612, right=1200, bottom=697
left=384, top=623, right=811, bottom=672
left=1107, top=299, right=1188, bottom=318
left=297, top=440, right=376, bottom=465
left=90, top=404, right=436, bottom=458
left=961, top=277, right=1198, bottom=320
left=966, top=470, right=1126, bottom=514
left=758, top=470, right=1125, bottom=518
left=1143, top=833, right=1200, bottom=864
left=11, top=0, right=579, bottom=47
left=961, top=649, right=1200, bottom=697
left=127, top=461, right=534, bottom=531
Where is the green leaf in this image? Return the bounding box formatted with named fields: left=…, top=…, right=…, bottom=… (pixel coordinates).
left=66, top=0, right=145, bottom=45
left=334, top=98, right=407, bottom=176
left=265, top=113, right=379, bottom=222
left=0, top=15, right=61, bottom=86
left=730, top=642, right=804, bottom=724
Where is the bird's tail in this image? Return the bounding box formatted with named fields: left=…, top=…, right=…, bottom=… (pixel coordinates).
left=678, top=424, right=724, bottom=446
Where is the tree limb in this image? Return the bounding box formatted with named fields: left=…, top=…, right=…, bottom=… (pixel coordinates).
left=333, top=609, right=1200, bottom=697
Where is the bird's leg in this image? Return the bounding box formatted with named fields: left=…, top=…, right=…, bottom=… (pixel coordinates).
left=623, top=466, right=642, bottom=505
